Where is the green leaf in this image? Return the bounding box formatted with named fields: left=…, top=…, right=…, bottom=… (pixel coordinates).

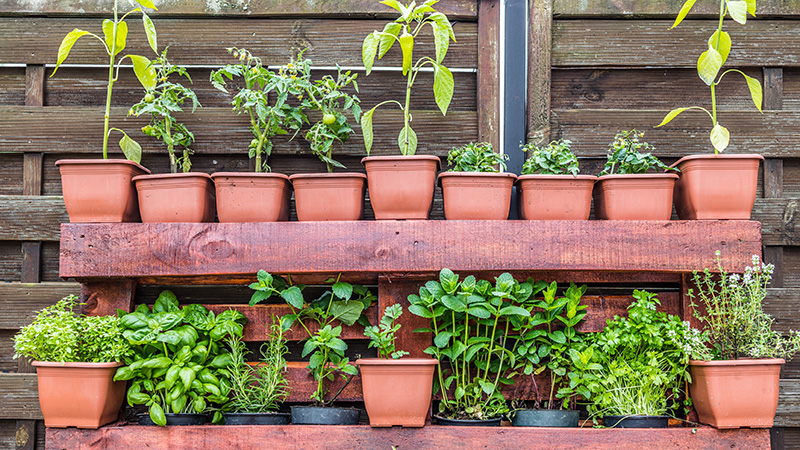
left=209, top=353, right=233, bottom=369
left=114, top=366, right=136, bottom=381
left=135, top=0, right=158, bottom=9
left=727, top=0, right=748, bottom=23
left=179, top=367, right=195, bottom=391
left=656, top=107, right=690, bottom=127
left=478, top=379, right=495, bottom=396
left=102, top=19, right=128, bottom=57
left=379, top=23, right=402, bottom=58
left=380, top=0, right=404, bottom=12
left=330, top=300, right=364, bottom=326
left=302, top=340, right=318, bottom=358
left=434, top=331, right=453, bottom=348
left=130, top=54, right=157, bottom=91
left=710, top=123, right=730, bottom=153
left=154, top=290, right=179, bottom=313
left=433, top=64, right=454, bottom=116
left=744, top=0, right=756, bottom=15
left=697, top=45, right=723, bottom=85
left=361, top=107, right=375, bottom=155
left=741, top=72, right=763, bottom=112
left=281, top=286, right=305, bottom=309
left=141, top=11, right=158, bottom=54
left=408, top=304, right=433, bottom=318
left=429, top=22, right=449, bottom=65
left=51, top=29, right=90, bottom=76
left=150, top=403, right=167, bottom=427
left=550, top=330, right=567, bottom=344
left=441, top=295, right=466, bottom=312
left=708, top=30, right=732, bottom=66
left=429, top=12, right=456, bottom=42
left=362, top=31, right=380, bottom=75
left=466, top=306, right=491, bottom=319
left=399, top=28, right=414, bottom=76
left=498, top=306, right=530, bottom=317
left=397, top=125, right=417, bottom=156
left=142, top=357, right=172, bottom=369
left=332, top=282, right=353, bottom=301
left=670, top=0, right=697, bottom=28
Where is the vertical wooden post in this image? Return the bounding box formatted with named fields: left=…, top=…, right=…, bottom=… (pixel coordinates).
left=477, top=0, right=500, bottom=151
left=762, top=68, right=784, bottom=290
left=377, top=276, right=430, bottom=358
left=80, top=280, right=138, bottom=316
left=527, top=0, right=552, bottom=147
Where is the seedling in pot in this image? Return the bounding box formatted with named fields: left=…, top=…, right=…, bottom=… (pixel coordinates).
left=521, top=139, right=579, bottom=176
left=365, top=304, right=409, bottom=359
left=447, top=142, right=507, bottom=173
left=600, top=130, right=678, bottom=175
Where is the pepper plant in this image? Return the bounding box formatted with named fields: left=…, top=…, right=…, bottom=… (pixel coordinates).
left=130, top=49, right=200, bottom=173
left=248, top=270, right=376, bottom=405
left=521, top=139, right=580, bottom=176
left=599, top=130, right=677, bottom=175
left=51, top=0, right=159, bottom=163
left=364, top=304, right=409, bottom=359
left=361, top=0, right=456, bottom=155
left=446, top=142, right=507, bottom=173
left=210, top=48, right=307, bottom=172
left=656, top=0, right=762, bottom=153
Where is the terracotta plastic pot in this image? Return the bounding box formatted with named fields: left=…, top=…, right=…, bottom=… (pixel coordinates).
left=689, top=358, right=784, bottom=429
left=356, top=358, right=438, bottom=427
left=133, top=173, right=216, bottom=223
left=56, top=159, right=150, bottom=222
left=438, top=172, right=516, bottom=220
left=32, top=361, right=125, bottom=429
left=517, top=174, right=596, bottom=220
left=671, top=154, right=764, bottom=220
left=290, top=173, right=366, bottom=221
left=593, top=173, right=678, bottom=220
left=362, top=155, right=440, bottom=220
left=212, top=172, right=291, bottom=223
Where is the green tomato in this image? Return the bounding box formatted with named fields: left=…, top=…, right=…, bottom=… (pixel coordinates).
left=250, top=138, right=259, bottom=147
left=323, top=113, right=336, bottom=125
left=144, top=93, right=155, bottom=103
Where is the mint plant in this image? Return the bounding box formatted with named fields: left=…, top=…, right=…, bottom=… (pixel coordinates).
left=365, top=304, right=409, bottom=359
left=600, top=130, right=677, bottom=175
left=446, top=142, right=507, bottom=173
left=51, top=0, right=159, bottom=163
left=361, top=0, right=456, bottom=155
left=521, top=139, right=579, bottom=176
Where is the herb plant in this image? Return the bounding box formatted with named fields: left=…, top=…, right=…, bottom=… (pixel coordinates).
left=690, top=252, right=800, bottom=360
left=13, top=295, right=130, bottom=363
left=365, top=304, right=409, bottom=359
left=210, top=48, right=307, bottom=172
left=446, top=142, right=507, bottom=173
left=249, top=270, right=376, bottom=405
left=130, top=49, right=200, bottom=173
left=656, top=0, right=762, bottom=153
left=599, top=130, right=677, bottom=175
left=408, top=269, right=535, bottom=420
left=521, top=139, right=579, bottom=176
left=51, top=0, right=159, bottom=163
left=300, top=62, right=362, bottom=172
left=361, top=0, right=456, bottom=155
left=114, top=291, right=247, bottom=426
left=221, top=321, right=290, bottom=414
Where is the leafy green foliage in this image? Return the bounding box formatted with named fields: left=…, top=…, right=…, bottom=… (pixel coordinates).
left=520, top=139, right=580, bottom=176
left=690, top=252, right=800, bottom=360
left=210, top=48, right=308, bottom=172
left=14, top=295, right=131, bottom=363
left=114, top=291, right=247, bottom=426
left=249, top=271, right=376, bottom=405
left=361, top=0, right=456, bottom=155
left=365, top=304, right=409, bottom=359
left=446, top=142, right=507, bottom=173
left=599, top=130, right=677, bottom=175
left=130, top=48, right=200, bottom=174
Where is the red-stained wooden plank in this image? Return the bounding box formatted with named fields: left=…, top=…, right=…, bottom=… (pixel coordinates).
left=59, top=221, right=762, bottom=281
left=377, top=278, right=432, bottom=358
left=47, top=425, right=771, bottom=450
left=80, top=280, right=136, bottom=316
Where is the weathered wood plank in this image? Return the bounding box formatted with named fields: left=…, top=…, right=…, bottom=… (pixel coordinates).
left=14, top=419, right=34, bottom=450
left=59, top=221, right=762, bottom=280
left=764, top=247, right=785, bottom=288
left=553, top=21, right=800, bottom=67
left=0, top=282, right=80, bottom=330
left=80, top=280, right=136, bottom=316
left=764, top=68, right=783, bottom=111
left=527, top=0, right=552, bottom=146
left=0, top=374, right=40, bottom=420
left=377, top=278, right=431, bottom=358
left=0, top=196, right=67, bottom=241
left=46, top=425, right=772, bottom=450
left=0, top=18, right=477, bottom=67
left=476, top=0, right=499, bottom=149
left=764, top=159, right=784, bottom=199
left=553, top=0, right=800, bottom=17
left=776, top=379, right=800, bottom=427
left=0, top=107, right=477, bottom=158
left=757, top=199, right=799, bottom=247
left=764, top=288, right=800, bottom=333
left=0, top=0, right=478, bottom=19
left=0, top=68, right=25, bottom=106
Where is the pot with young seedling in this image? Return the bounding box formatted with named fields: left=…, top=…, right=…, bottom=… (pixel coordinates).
left=516, top=139, right=596, bottom=220
left=210, top=49, right=307, bottom=222
left=52, top=0, right=159, bottom=222
left=356, top=305, right=437, bottom=427
left=288, top=59, right=366, bottom=221
left=437, top=142, right=516, bottom=220
left=129, top=49, right=213, bottom=222
left=360, top=0, right=456, bottom=219
left=656, top=0, right=764, bottom=219
left=594, top=130, right=679, bottom=220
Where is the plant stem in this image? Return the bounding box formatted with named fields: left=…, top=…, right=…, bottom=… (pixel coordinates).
left=165, top=118, right=176, bottom=173
left=402, top=68, right=413, bottom=156
left=102, top=1, right=120, bottom=159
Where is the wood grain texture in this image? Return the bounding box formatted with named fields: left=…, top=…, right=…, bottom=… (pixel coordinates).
left=0, top=68, right=25, bottom=106
left=80, top=280, right=136, bottom=316
left=0, top=196, right=68, bottom=241
left=764, top=159, right=784, bottom=199
left=0, top=18, right=477, bottom=67
left=764, top=288, right=800, bottom=333
left=377, top=278, right=432, bottom=358
left=776, top=379, right=800, bottom=427
left=0, top=282, right=79, bottom=330
left=757, top=199, right=799, bottom=246
left=527, top=0, right=552, bottom=146
left=0, top=107, right=477, bottom=157
left=764, top=68, right=783, bottom=111
left=46, top=425, right=771, bottom=450
left=553, top=0, right=800, bottom=17
left=764, top=247, right=784, bottom=288
left=58, top=221, right=762, bottom=280
left=14, top=420, right=34, bottom=450
left=0, top=374, right=41, bottom=420
left=476, top=0, right=499, bottom=149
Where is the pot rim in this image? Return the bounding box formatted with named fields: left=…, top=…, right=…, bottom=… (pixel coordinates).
left=355, top=358, right=439, bottom=366
left=223, top=412, right=291, bottom=416
left=433, top=414, right=503, bottom=423
left=670, top=153, right=765, bottom=169
left=597, top=173, right=679, bottom=181
left=211, top=172, right=290, bottom=180
left=603, top=414, right=671, bottom=419
left=32, top=361, right=123, bottom=368
left=55, top=158, right=151, bottom=174
left=290, top=405, right=360, bottom=411
left=361, top=154, right=441, bottom=170
left=289, top=172, right=367, bottom=181
left=689, top=358, right=786, bottom=366
left=438, top=172, right=517, bottom=180
left=132, top=172, right=212, bottom=182
left=516, top=174, right=597, bottom=181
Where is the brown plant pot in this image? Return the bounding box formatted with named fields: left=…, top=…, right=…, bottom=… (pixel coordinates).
left=211, top=172, right=291, bottom=223
left=517, top=174, right=597, bottom=220
left=356, top=358, right=438, bottom=427
left=55, top=159, right=150, bottom=223
left=689, top=358, right=784, bottom=429
left=32, top=361, right=125, bottom=429
left=362, top=155, right=440, bottom=220
left=593, top=173, right=678, bottom=220
left=133, top=173, right=216, bottom=223
left=671, top=154, right=764, bottom=220
left=438, top=172, right=516, bottom=220
left=289, top=173, right=366, bottom=221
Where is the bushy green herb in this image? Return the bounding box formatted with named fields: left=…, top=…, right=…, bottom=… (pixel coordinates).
left=447, top=142, right=507, bottom=173
left=520, top=139, right=579, bottom=176
left=130, top=48, right=200, bottom=173
left=365, top=304, right=409, bottom=359
left=599, top=130, right=677, bottom=175
left=690, top=252, right=800, bottom=360
left=249, top=270, right=376, bottom=405
left=14, top=295, right=130, bottom=363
